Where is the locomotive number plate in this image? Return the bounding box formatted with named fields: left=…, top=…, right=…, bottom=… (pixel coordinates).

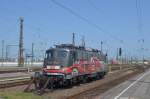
left=46, top=66, right=51, bottom=69
left=46, top=66, right=60, bottom=69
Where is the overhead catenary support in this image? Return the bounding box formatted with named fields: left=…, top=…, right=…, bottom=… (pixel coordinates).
left=72, top=33, right=75, bottom=46
left=18, top=17, right=24, bottom=67
left=81, top=36, right=85, bottom=47
left=101, top=41, right=103, bottom=52
left=1, top=40, right=4, bottom=66
left=31, top=43, right=34, bottom=66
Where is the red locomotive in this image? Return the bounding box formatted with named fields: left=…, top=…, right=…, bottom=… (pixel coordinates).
left=36, top=44, right=108, bottom=88
left=25, top=43, right=108, bottom=94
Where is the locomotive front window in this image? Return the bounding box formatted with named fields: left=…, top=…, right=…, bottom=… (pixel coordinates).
left=46, top=51, right=53, bottom=59
left=46, top=50, right=68, bottom=59
left=45, top=50, right=69, bottom=66
left=57, top=51, right=67, bottom=58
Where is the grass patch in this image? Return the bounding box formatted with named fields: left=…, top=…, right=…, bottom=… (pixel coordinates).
left=0, top=91, right=43, bottom=99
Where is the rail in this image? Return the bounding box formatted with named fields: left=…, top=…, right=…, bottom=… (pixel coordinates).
left=0, top=76, right=30, bottom=88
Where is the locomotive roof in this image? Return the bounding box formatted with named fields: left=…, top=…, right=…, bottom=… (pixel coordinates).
left=47, top=44, right=102, bottom=53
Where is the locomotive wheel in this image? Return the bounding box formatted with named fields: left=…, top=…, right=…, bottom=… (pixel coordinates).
left=63, top=79, right=72, bottom=88
left=95, top=73, right=101, bottom=80
left=81, top=75, right=87, bottom=83
left=99, top=72, right=105, bottom=79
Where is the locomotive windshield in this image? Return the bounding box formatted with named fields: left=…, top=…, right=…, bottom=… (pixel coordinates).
left=44, top=49, right=69, bottom=66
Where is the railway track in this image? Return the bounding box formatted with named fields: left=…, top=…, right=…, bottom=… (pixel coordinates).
left=0, top=64, right=132, bottom=74
left=0, top=67, right=133, bottom=90
left=0, top=67, right=41, bottom=74
left=0, top=76, right=30, bottom=88
left=0, top=65, right=147, bottom=99
left=66, top=67, right=145, bottom=99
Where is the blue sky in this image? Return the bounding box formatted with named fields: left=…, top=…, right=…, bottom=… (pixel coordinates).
left=0, top=0, right=150, bottom=59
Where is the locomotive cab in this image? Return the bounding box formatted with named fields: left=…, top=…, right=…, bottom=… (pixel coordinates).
left=43, top=47, right=76, bottom=80
left=44, top=49, right=70, bottom=67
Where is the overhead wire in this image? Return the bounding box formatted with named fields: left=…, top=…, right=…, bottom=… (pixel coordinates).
left=136, top=0, right=146, bottom=59
left=51, top=0, right=124, bottom=44
left=87, top=0, right=125, bottom=46
left=87, top=0, right=127, bottom=56
left=87, top=0, right=104, bottom=14
left=136, top=0, right=143, bottom=36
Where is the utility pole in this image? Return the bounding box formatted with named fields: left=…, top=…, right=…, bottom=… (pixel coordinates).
left=72, top=33, right=75, bottom=46
left=1, top=40, right=4, bottom=66
left=72, top=33, right=76, bottom=63
left=101, top=41, right=103, bottom=52
left=18, top=17, right=24, bottom=67
left=116, top=48, right=119, bottom=60
left=5, top=45, right=8, bottom=61
left=142, top=39, right=144, bottom=64
left=138, top=39, right=145, bottom=64
left=31, top=43, right=34, bottom=66
left=81, top=36, right=85, bottom=47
